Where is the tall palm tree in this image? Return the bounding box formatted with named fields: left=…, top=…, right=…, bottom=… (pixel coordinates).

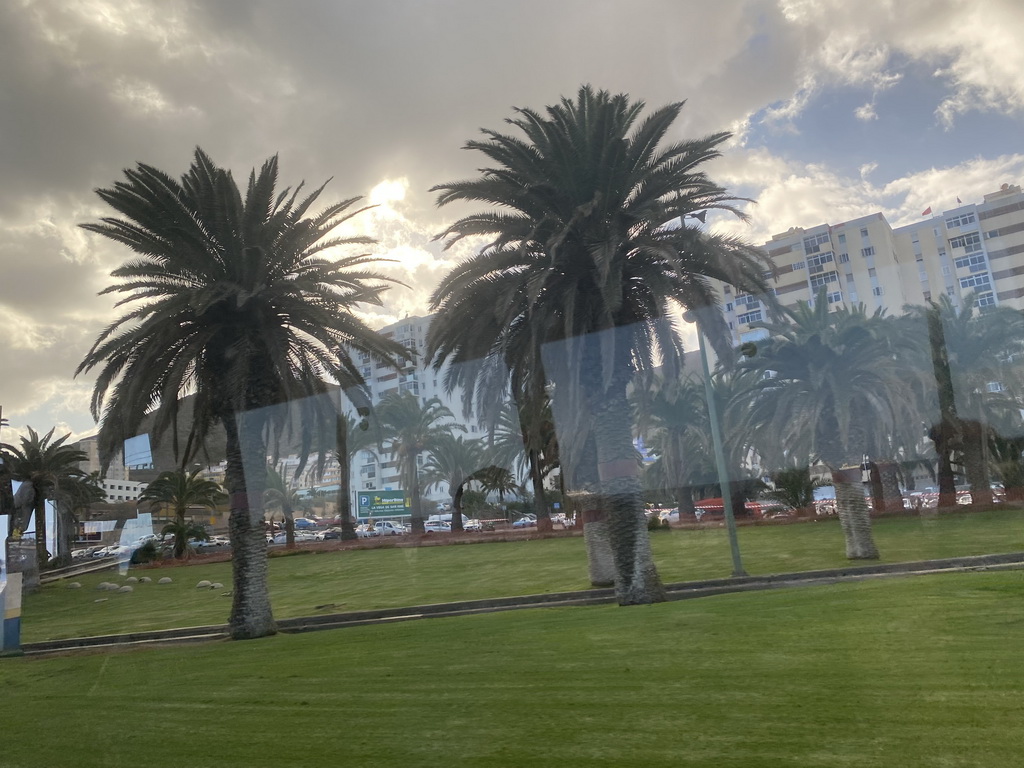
left=428, top=86, right=773, bottom=605
left=740, top=297, right=918, bottom=558
left=1, top=427, right=87, bottom=568
left=376, top=392, right=462, bottom=534
left=422, top=434, right=485, bottom=530
left=333, top=411, right=380, bottom=540
left=902, top=294, right=1024, bottom=507
left=140, top=469, right=227, bottom=558
left=55, top=471, right=106, bottom=565
left=77, top=148, right=406, bottom=639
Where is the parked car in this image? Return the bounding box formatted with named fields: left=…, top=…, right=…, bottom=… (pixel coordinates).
left=512, top=514, right=536, bottom=528
left=375, top=520, right=408, bottom=536
left=423, top=520, right=450, bottom=533
left=293, top=518, right=319, bottom=530
left=320, top=529, right=341, bottom=540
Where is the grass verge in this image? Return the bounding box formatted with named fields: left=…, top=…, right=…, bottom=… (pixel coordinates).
left=5, top=571, right=1024, bottom=767
left=20, top=508, right=1024, bottom=642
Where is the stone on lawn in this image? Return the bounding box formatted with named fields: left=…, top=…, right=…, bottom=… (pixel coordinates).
left=138, top=577, right=152, bottom=583
left=158, top=577, right=173, bottom=584
left=196, top=580, right=212, bottom=589
left=68, top=582, right=82, bottom=589
left=210, top=582, right=224, bottom=589
left=125, top=576, right=139, bottom=583
left=118, top=585, right=134, bottom=593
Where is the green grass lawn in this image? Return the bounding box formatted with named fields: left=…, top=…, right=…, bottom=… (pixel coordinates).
left=20, top=508, right=1024, bottom=643
left=4, top=571, right=1024, bottom=767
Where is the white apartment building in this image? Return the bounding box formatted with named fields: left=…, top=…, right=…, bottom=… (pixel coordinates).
left=724, top=183, right=1024, bottom=342
left=345, top=314, right=484, bottom=502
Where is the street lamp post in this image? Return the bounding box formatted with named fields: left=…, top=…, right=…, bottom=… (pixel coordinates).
left=687, top=316, right=748, bottom=578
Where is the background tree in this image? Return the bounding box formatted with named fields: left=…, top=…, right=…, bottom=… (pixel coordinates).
left=377, top=392, right=462, bottom=534
left=140, top=468, right=226, bottom=559
left=77, top=148, right=406, bottom=639
left=1, top=427, right=87, bottom=568
left=740, top=297, right=918, bottom=558
left=429, top=86, right=774, bottom=604
left=160, top=519, right=210, bottom=560
left=263, top=463, right=298, bottom=548
left=422, top=434, right=485, bottom=531
left=760, top=465, right=826, bottom=517
left=54, top=471, right=106, bottom=565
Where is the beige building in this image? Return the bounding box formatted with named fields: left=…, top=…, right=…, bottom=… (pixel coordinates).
left=724, top=183, right=1024, bottom=342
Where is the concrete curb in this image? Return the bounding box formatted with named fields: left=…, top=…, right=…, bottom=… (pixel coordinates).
left=18, top=551, right=1024, bottom=656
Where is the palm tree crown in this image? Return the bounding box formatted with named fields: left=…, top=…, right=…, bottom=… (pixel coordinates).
left=2, top=427, right=87, bottom=567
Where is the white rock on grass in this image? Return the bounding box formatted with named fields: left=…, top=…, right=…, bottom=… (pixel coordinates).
left=210, top=582, right=224, bottom=589
left=158, top=577, right=173, bottom=584
left=68, top=582, right=82, bottom=589
left=96, top=582, right=113, bottom=591
left=94, top=598, right=108, bottom=603
left=138, top=577, right=152, bottom=583
left=118, top=585, right=134, bottom=593
left=125, top=576, right=139, bottom=583
left=196, top=580, right=212, bottom=589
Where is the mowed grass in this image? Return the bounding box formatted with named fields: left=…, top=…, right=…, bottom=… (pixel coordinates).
left=5, top=571, right=1024, bottom=768
left=20, top=508, right=1024, bottom=643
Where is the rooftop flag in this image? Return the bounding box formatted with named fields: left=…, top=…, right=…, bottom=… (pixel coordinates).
left=922, top=206, right=932, bottom=216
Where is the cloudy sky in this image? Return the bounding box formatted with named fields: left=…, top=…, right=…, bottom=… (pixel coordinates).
left=1, top=0, right=1023, bottom=441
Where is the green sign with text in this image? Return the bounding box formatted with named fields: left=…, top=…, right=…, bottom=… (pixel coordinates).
left=357, top=490, right=409, bottom=519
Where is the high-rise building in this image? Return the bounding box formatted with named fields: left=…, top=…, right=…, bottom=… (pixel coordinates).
left=723, top=184, right=1024, bottom=343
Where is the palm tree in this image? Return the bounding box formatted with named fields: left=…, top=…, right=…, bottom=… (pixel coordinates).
left=903, top=294, right=1024, bottom=507
left=635, top=375, right=713, bottom=520
left=377, top=392, right=462, bottom=534
left=160, top=519, right=210, bottom=560
left=55, top=471, right=106, bottom=565
left=140, top=469, right=226, bottom=558
left=761, top=465, right=826, bottom=517
left=428, top=86, right=773, bottom=604
left=422, top=434, right=485, bottom=530
left=77, top=148, right=406, bottom=639
left=333, top=411, right=379, bottom=540
left=1, top=427, right=88, bottom=568
left=740, top=297, right=918, bottom=558
left=263, top=463, right=299, bottom=547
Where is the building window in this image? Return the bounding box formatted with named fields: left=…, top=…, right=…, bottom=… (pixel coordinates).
left=950, top=232, right=982, bottom=253
left=923, top=291, right=932, bottom=301
left=826, top=291, right=842, bottom=304
left=986, top=381, right=1005, bottom=393
left=725, top=302, right=733, bottom=312
left=846, top=274, right=855, bottom=283
left=954, top=253, right=986, bottom=271
left=806, top=252, right=834, bottom=269
left=838, top=233, right=846, bottom=244
left=791, top=261, right=805, bottom=270
left=872, top=286, right=884, bottom=297
left=736, top=310, right=763, bottom=325
left=868, top=267, right=877, bottom=278
left=860, top=228, right=869, bottom=237
left=802, top=232, right=830, bottom=253
left=977, top=292, right=996, bottom=308
left=838, top=253, right=850, bottom=264
left=861, top=246, right=875, bottom=257
left=985, top=229, right=1000, bottom=239
left=809, top=271, right=839, bottom=289
left=735, top=293, right=760, bottom=308
left=945, top=213, right=976, bottom=228
left=958, top=273, right=991, bottom=290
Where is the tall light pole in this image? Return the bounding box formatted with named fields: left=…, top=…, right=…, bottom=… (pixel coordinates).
left=684, top=312, right=748, bottom=578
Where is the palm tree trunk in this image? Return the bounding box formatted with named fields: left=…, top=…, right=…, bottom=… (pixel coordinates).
left=224, top=410, right=276, bottom=640
left=675, top=486, right=696, bottom=521
left=878, top=461, right=904, bottom=513
left=590, top=380, right=666, bottom=604
left=336, top=415, right=357, bottom=541
left=33, top=493, right=48, bottom=569
left=566, top=432, right=616, bottom=586
left=528, top=448, right=552, bottom=532
left=53, top=502, right=74, bottom=568
left=408, top=456, right=424, bottom=534
left=831, top=467, right=879, bottom=559
left=961, top=420, right=992, bottom=506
